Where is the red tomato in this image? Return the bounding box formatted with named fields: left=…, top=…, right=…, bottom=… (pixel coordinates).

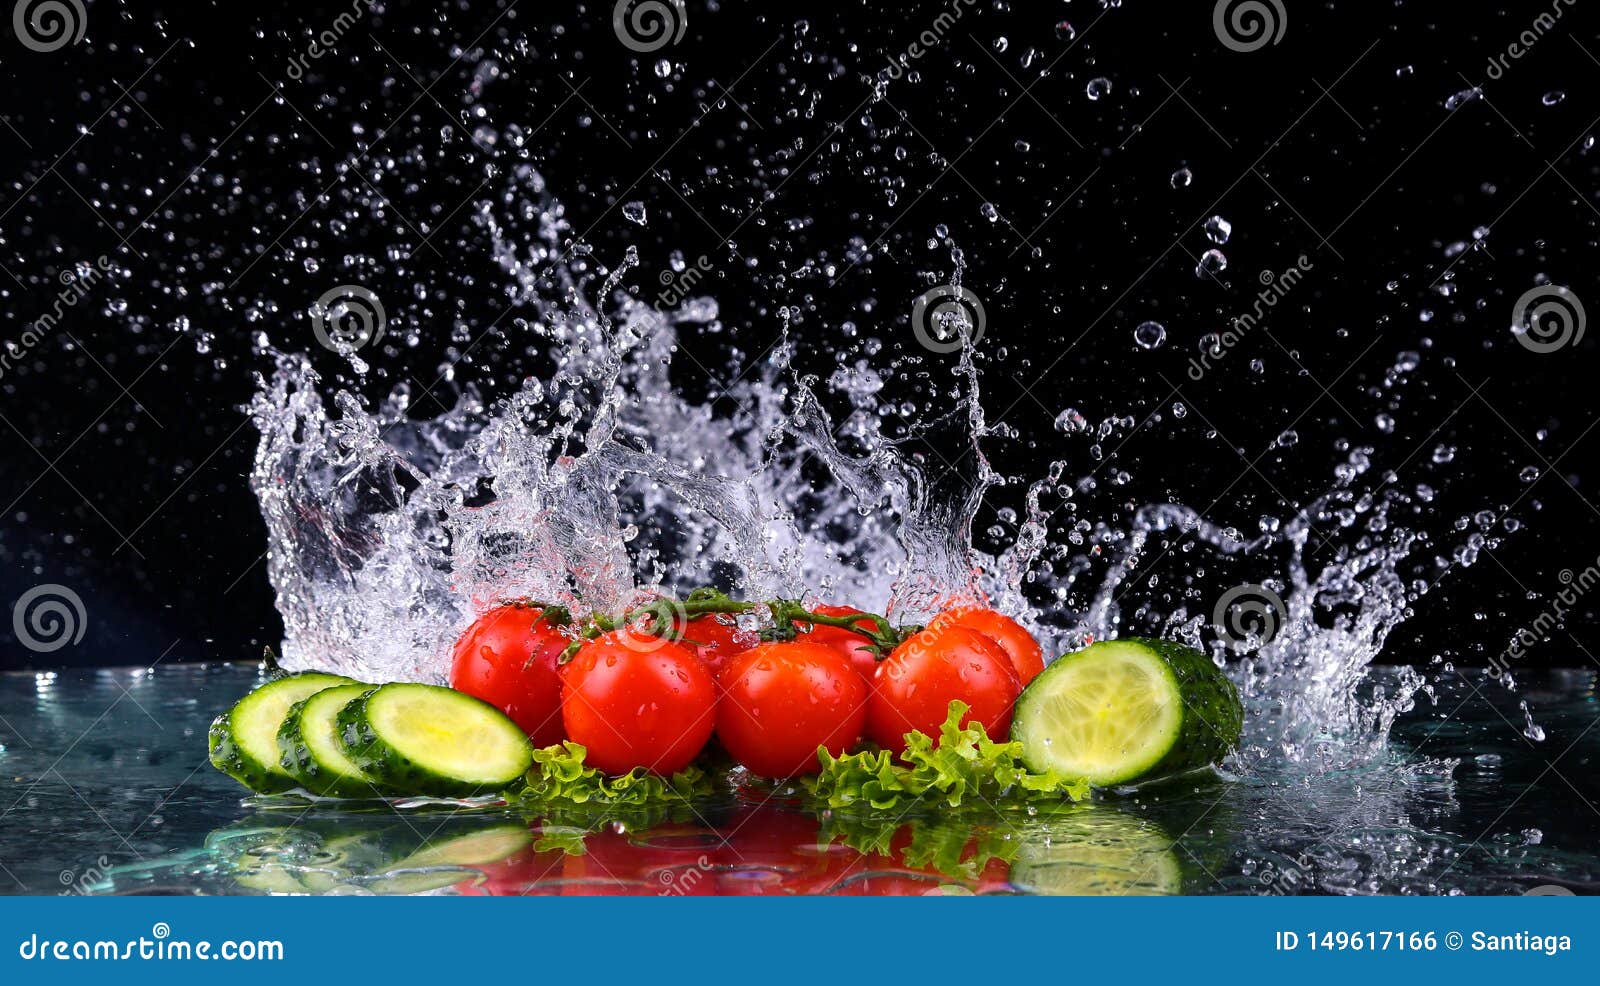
left=797, top=604, right=881, bottom=679
left=717, top=641, right=868, bottom=778
left=678, top=613, right=759, bottom=678
left=449, top=604, right=571, bottom=746
left=560, top=630, right=717, bottom=776
left=927, top=606, right=1046, bottom=686
left=866, top=624, right=1020, bottom=754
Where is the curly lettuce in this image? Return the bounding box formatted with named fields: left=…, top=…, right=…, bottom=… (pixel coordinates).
left=506, top=741, right=719, bottom=808
left=802, top=701, right=1090, bottom=811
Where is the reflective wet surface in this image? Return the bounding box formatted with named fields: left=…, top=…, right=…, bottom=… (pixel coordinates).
left=0, top=665, right=1595, bottom=895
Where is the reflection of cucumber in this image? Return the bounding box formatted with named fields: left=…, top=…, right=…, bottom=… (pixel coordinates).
left=208, top=817, right=529, bottom=895
left=277, top=683, right=388, bottom=798
left=208, top=673, right=352, bottom=793
left=336, top=683, right=534, bottom=797
left=386, top=825, right=533, bottom=870
left=367, top=825, right=535, bottom=895
left=1010, top=810, right=1182, bottom=896
left=1014, top=638, right=1241, bottom=786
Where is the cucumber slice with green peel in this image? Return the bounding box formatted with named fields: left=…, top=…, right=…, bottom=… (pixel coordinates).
left=277, top=683, right=389, bottom=798
left=336, top=683, right=535, bottom=798
left=209, top=672, right=353, bottom=793
left=1013, top=637, right=1242, bottom=787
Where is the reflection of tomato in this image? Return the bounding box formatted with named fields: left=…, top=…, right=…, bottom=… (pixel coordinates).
left=560, top=631, right=717, bottom=775
left=561, top=824, right=723, bottom=897
left=449, top=604, right=571, bottom=746
left=928, top=606, right=1046, bottom=686
left=797, top=604, right=881, bottom=679
left=712, top=805, right=846, bottom=895
left=717, top=642, right=867, bottom=778
left=678, top=613, right=759, bottom=678
left=867, top=624, right=1021, bottom=753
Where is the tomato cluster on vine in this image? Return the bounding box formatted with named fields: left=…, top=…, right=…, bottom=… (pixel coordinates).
left=448, top=589, right=1044, bottom=780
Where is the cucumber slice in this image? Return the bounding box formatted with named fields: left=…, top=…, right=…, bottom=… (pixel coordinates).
left=209, top=672, right=353, bottom=793
left=277, top=683, right=389, bottom=798
left=336, top=683, right=535, bottom=798
left=1013, top=637, right=1242, bottom=787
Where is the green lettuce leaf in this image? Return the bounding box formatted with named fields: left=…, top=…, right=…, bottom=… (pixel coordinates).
left=802, top=701, right=1091, bottom=811
left=506, top=741, right=718, bottom=808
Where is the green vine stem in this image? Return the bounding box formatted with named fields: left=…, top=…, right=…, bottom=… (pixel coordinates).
left=555, top=588, right=917, bottom=662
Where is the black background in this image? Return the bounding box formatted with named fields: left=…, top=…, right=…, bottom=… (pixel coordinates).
left=0, top=0, right=1596, bottom=672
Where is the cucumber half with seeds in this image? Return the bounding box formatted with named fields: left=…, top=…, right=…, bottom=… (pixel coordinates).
left=1013, top=638, right=1242, bottom=787
left=336, top=683, right=534, bottom=798
left=277, top=683, right=389, bottom=798
left=209, top=672, right=353, bottom=793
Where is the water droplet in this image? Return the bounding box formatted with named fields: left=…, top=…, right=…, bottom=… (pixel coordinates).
left=1133, top=321, right=1166, bottom=349
left=1204, top=215, right=1232, bottom=244
left=1053, top=408, right=1088, bottom=433
left=1085, top=77, right=1112, bottom=101
left=654, top=59, right=673, bottom=79
left=979, top=202, right=1000, bottom=223
left=1055, top=21, right=1077, bottom=42
left=1542, top=90, right=1566, bottom=106
left=1444, top=86, right=1481, bottom=111
left=622, top=201, right=648, bottom=225
left=1195, top=249, right=1227, bottom=277
left=1171, top=166, right=1193, bottom=189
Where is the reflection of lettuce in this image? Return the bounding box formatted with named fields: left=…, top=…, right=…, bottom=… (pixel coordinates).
left=506, top=741, right=717, bottom=808
left=804, top=702, right=1091, bottom=810
left=821, top=814, right=1021, bottom=880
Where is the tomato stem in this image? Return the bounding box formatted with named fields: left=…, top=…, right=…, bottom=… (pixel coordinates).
left=766, top=600, right=908, bottom=656
left=552, top=588, right=916, bottom=663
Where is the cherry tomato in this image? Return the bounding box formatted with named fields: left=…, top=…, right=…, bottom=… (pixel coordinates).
left=449, top=604, right=571, bottom=746
left=797, top=604, right=882, bottom=679
left=560, top=630, right=717, bottom=776
left=866, top=624, right=1020, bottom=754
left=677, top=613, right=759, bottom=678
left=717, top=641, right=868, bottom=778
left=927, top=606, right=1046, bottom=686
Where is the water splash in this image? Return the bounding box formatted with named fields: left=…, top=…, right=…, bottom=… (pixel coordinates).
left=249, top=162, right=1496, bottom=771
